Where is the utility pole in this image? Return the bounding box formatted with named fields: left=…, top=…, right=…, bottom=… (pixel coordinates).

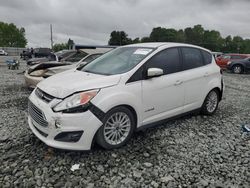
left=50, top=24, right=53, bottom=49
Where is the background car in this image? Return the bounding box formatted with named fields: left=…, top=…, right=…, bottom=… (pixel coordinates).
left=26, top=55, right=57, bottom=65
left=216, top=54, right=250, bottom=69
left=20, top=49, right=32, bottom=59
left=24, top=48, right=112, bottom=88
left=21, top=48, right=52, bottom=60
left=0, top=49, right=8, bottom=56
left=227, top=57, right=250, bottom=74
left=26, top=50, right=76, bottom=65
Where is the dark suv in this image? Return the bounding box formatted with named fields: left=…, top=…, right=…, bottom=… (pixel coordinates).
left=34, top=48, right=52, bottom=58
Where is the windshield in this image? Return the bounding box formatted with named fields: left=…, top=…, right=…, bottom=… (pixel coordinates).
left=81, top=47, right=154, bottom=75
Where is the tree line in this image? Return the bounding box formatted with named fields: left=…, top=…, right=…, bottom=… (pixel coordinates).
left=52, top=38, right=74, bottom=52
left=108, top=25, right=250, bottom=53
left=1, top=21, right=249, bottom=54
left=0, top=21, right=27, bottom=47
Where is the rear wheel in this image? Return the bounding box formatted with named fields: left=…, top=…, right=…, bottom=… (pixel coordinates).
left=201, top=89, right=219, bottom=115
left=96, top=106, right=135, bottom=149
left=232, top=65, right=243, bottom=74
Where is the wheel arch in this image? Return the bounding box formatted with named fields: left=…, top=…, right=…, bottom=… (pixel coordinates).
left=211, top=87, right=222, bottom=101
left=90, top=104, right=138, bottom=148
left=201, top=75, right=223, bottom=108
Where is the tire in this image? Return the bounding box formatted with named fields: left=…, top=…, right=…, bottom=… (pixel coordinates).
left=96, top=106, right=136, bottom=149
left=232, top=65, right=243, bottom=74
left=201, top=89, right=219, bottom=115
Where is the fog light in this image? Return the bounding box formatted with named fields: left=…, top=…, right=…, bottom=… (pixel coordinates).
left=54, top=131, right=83, bottom=142
left=55, top=119, right=62, bottom=128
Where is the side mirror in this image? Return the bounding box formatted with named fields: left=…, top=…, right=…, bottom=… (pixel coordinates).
left=147, top=68, right=163, bottom=78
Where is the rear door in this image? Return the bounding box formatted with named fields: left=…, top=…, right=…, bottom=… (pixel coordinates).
left=180, top=47, right=211, bottom=112
left=142, top=47, right=185, bottom=125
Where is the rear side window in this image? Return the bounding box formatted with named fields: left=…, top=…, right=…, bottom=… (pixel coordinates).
left=182, top=47, right=204, bottom=70
left=146, top=48, right=181, bottom=75
left=66, top=52, right=88, bottom=62
left=201, top=50, right=212, bottom=65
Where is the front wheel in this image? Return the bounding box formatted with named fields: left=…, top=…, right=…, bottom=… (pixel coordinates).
left=201, top=90, right=219, bottom=115
left=96, top=106, right=136, bottom=149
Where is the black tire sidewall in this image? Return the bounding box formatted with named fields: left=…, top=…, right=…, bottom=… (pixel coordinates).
left=96, top=106, right=136, bottom=149
left=201, top=89, right=219, bottom=115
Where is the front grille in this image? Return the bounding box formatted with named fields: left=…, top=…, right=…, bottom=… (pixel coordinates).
left=28, top=100, right=48, bottom=127
left=35, top=88, right=55, bottom=103
left=33, top=124, right=48, bottom=137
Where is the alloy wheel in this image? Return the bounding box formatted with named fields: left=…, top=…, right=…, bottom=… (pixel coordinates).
left=206, top=90, right=218, bottom=113
left=233, top=66, right=242, bottom=74
left=103, top=112, right=131, bottom=145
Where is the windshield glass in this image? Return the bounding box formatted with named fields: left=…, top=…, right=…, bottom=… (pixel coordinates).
left=81, top=47, right=154, bottom=75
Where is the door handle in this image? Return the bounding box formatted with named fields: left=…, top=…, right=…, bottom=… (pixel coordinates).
left=174, top=80, right=183, bottom=86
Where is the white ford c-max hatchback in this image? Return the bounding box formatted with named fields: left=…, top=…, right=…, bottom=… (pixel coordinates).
left=28, top=43, right=224, bottom=150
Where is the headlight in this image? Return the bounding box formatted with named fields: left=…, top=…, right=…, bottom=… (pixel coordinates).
left=53, top=89, right=99, bottom=113
left=29, top=69, right=47, bottom=77
left=227, top=61, right=231, bottom=65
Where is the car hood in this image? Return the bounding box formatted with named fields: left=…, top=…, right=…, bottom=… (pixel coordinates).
left=28, top=62, right=70, bottom=73
left=47, top=64, right=76, bottom=74
left=37, top=70, right=121, bottom=98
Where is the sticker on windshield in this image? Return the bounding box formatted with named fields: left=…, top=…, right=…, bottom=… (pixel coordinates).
left=133, top=49, right=152, bottom=55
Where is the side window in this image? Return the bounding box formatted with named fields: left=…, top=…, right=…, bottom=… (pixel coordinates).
left=201, top=50, right=212, bottom=65
left=182, top=47, right=204, bottom=70
left=231, top=55, right=244, bottom=60
left=146, top=48, right=181, bottom=75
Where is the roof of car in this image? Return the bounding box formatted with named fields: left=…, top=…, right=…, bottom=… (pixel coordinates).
left=126, top=42, right=210, bottom=51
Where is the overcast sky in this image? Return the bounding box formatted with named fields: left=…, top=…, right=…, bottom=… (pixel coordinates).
left=0, top=0, right=249, bottom=47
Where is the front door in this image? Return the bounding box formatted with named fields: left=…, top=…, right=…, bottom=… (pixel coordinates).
left=142, top=48, right=185, bottom=125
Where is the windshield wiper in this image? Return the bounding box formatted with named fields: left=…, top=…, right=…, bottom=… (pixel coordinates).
left=83, top=70, right=111, bottom=76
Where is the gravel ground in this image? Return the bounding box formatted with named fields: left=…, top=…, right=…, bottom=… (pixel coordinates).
left=0, top=59, right=250, bottom=188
